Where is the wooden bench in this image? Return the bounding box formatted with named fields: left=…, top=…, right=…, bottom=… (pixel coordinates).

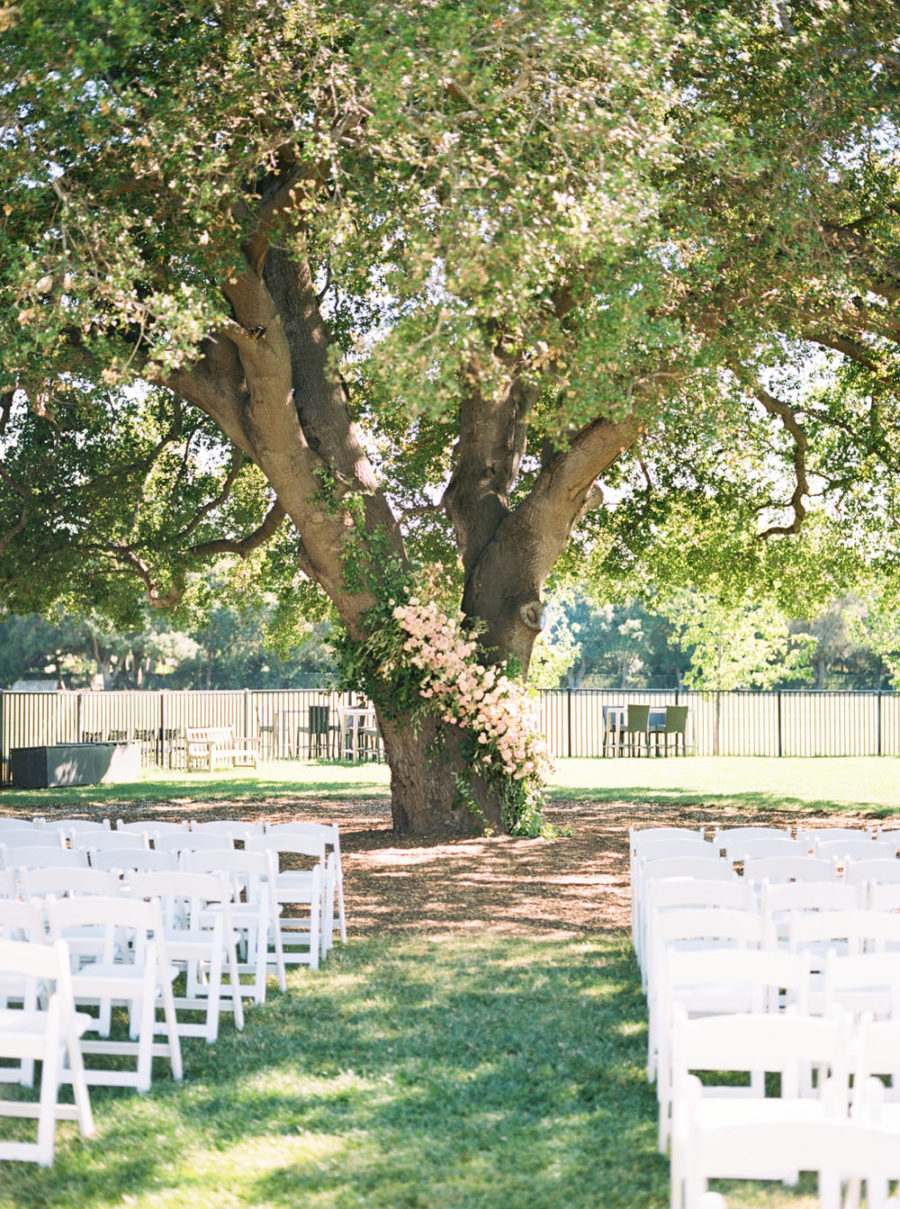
left=184, top=726, right=259, bottom=773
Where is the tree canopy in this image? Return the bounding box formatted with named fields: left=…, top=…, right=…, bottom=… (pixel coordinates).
left=3, top=0, right=900, bottom=830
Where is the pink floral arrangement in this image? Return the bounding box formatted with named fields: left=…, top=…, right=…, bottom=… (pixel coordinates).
left=389, top=597, right=553, bottom=786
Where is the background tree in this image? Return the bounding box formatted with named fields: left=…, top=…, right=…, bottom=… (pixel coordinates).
left=0, top=605, right=337, bottom=689
left=847, top=589, right=900, bottom=690
left=658, top=591, right=815, bottom=753
left=3, top=1, right=900, bottom=832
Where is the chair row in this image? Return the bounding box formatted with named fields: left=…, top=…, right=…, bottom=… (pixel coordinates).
left=631, top=825, right=900, bottom=883
left=630, top=825, right=900, bottom=973
left=632, top=828, right=900, bottom=1206
left=0, top=821, right=344, bottom=1168
left=671, top=1009, right=900, bottom=1209
left=646, top=907, right=900, bottom=1087
left=652, top=942, right=900, bottom=1191
left=0, top=818, right=347, bottom=966
left=637, top=872, right=900, bottom=991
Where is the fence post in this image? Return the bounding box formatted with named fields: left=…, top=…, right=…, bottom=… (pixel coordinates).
left=76, top=691, right=83, bottom=743
left=567, top=689, right=573, bottom=758
left=158, top=690, right=167, bottom=769
left=878, top=690, right=883, bottom=757
left=243, top=688, right=252, bottom=743
left=777, top=690, right=783, bottom=758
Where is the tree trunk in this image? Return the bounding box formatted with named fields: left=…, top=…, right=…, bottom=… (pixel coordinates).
left=378, top=713, right=501, bottom=836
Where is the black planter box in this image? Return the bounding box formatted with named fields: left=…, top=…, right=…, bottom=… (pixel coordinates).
left=10, top=742, right=141, bottom=789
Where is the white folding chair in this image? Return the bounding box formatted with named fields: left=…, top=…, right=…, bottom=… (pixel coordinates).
left=744, top=856, right=837, bottom=885
left=0, top=833, right=67, bottom=868
left=874, top=828, right=900, bottom=855
left=87, top=847, right=178, bottom=875
left=189, top=820, right=264, bottom=843
left=0, top=900, right=45, bottom=947
left=72, top=831, right=149, bottom=855
left=845, top=859, right=900, bottom=888
left=854, top=1016, right=900, bottom=1111
left=670, top=1009, right=851, bottom=1209
left=20, top=867, right=123, bottom=903
left=247, top=833, right=325, bottom=970
left=40, top=819, right=111, bottom=842
left=723, top=837, right=809, bottom=865
left=3, top=828, right=58, bottom=845
left=787, top=909, right=900, bottom=961
left=796, top=825, right=874, bottom=851
left=72, top=831, right=150, bottom=870
left=646, top=907, right=766, bottom=1085
left=823, top=949, right=900, bottom=1022
left=815, top=839, right=896, bottom=864
left=868, top=882, right=900, bottom=912
left=638, top=878, right=755, bottom=983
left=629, top=827, right=706, bottom=883
left=115, top=819, right=190, bottom=843
left=0, top=938, right=94, bottom=1166
left=182, top=848, right=286, bottom=1002
left=154, top=832, right=236, bottom=857
left=711, top=825, right=793, bottom=854
left=126, top=871, right=244, bottom=1042
left=680, top=1099, right=900, bottom=1209
left=633, top=853, right=731, bottom=959
left=0, top=901, right=52, bottom=1087
left=44, top=896, right=183, bottom=1093
left=5, top=849, right=89, bottom=882
left=762, top=880, right=862, bottom=950
left=264, top=821, right=346, bottom=948
left=656, top=947, right=810, bottom=1153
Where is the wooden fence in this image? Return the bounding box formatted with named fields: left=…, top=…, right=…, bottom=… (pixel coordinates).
left=1, top=687, right=899, bottom=782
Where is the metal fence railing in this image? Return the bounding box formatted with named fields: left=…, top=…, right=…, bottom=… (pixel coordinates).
left=1, top=687, right=898, bottom=783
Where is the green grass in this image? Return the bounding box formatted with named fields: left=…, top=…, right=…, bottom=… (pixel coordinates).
left=0, top=934, right=671, bottom=1209
left=549, top=756, right=900, bottom=817
left=0, top=759, right=392, bottom=815
left=3, top=755, right=899, bottom=819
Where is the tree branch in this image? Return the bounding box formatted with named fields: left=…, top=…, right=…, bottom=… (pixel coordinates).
left=0, top=390, right=13, bottom=437
left=444, top=359, right=541, bottom=570
left=190, top=499, right=287, bottom=558
left=0, top=508, right=27, bottom=557
left=74, top=544, right=185, bottom=610
left=400, top=501, right=444, bottom=520
left=176, top=448, right=245, bottom=544
left=754, top=386, right=809, bottom=538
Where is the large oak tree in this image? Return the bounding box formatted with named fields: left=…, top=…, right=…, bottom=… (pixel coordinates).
left=3, top=0, right=900, bottom=832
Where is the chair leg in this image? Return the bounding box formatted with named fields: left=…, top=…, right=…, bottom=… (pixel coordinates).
left=36, top=998, right=62, bottom=1166
left=268, top=915, right=287, bottom=991
left=63, top=1025, right=95, bottom=1139
left=335, top=865, right=347, bottom=945
left=135, top=972, right=157, bottom=1093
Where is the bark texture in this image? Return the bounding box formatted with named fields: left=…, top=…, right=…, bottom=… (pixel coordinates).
left=378, top=714, right=501, bottom=837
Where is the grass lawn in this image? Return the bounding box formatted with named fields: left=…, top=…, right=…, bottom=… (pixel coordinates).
left=0, top=760, right=393, bottom=816
left=549, top=755, right=900, bottom=817
left=1, top=754, right=899, bottom=818
left=0, top=756, right=889, bottom=1206
left=0, top=934, right=672, bottom=1209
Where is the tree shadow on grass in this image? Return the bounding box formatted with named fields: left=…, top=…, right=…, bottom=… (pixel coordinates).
left=0, top=935, right=668, bottom=1209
